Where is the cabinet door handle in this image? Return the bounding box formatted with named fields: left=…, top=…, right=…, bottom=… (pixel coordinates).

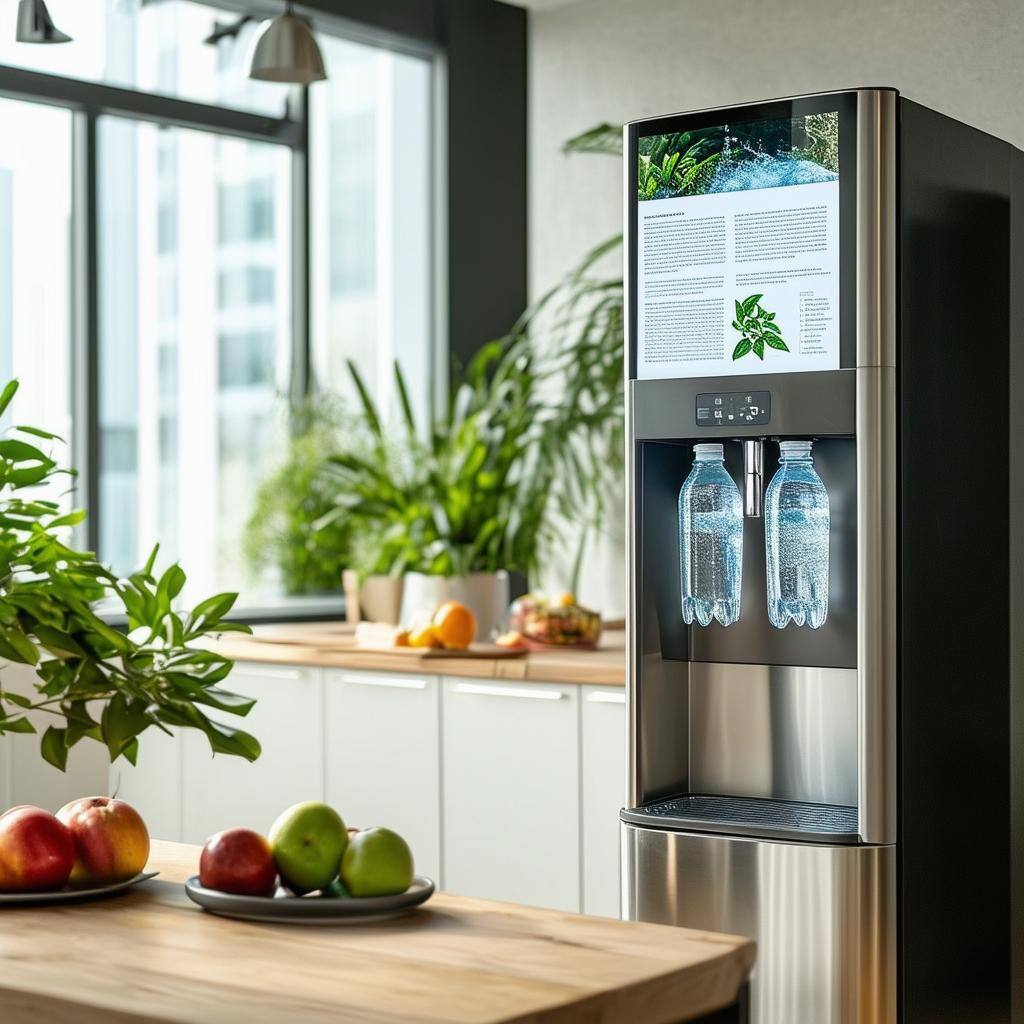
left=452, top=682, right=564, bottom=701
left=237, top=665, right=304, bottom=681
left=342, top=676, right=429, bottom=691
left=586, top=690, right=625, bottom=705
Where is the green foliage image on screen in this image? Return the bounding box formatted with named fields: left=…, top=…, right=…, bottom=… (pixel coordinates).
left=638, top=111, right=838, bottom=202
left=731, top=294, right=789, bottom=361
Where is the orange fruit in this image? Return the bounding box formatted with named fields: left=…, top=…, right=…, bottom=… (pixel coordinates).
left=432, top=601, right=477, bottom=650
left=408, top=625, right=442, bottom=648
left=394, top=629, right=411, bottom=647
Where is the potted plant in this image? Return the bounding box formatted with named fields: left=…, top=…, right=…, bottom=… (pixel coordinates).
left=0, top=379, right=259, bottom=771
left=317, top=347, right=556, bottom=638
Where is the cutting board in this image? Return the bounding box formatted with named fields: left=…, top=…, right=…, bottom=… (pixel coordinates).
left=248, top=622, right=526, bottom=660
left=349, top=643, right=526, bottom=660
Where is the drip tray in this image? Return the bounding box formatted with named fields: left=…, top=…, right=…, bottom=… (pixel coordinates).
left=620, top=794, right=860, bottom=844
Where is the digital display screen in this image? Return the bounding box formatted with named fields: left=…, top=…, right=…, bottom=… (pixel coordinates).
left=636, top=111, right=840, bottom=380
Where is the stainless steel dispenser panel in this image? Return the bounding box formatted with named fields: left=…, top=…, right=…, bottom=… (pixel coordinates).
left=855, top=364, right=896, bottom=846
left=622, top=823, right=896, bottom=1024
left=689, top=663, right=857, bottom=806
left=853, top=86, right=898, bottom=847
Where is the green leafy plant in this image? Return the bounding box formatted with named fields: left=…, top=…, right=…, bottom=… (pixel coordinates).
left=318, top=349, right=558, bottom=580
left=244, top=392, right=355, bottom=595
left=254, top=121, right=628, bottom=596
left=731, top=294, right=788, bottom=361
left=0, top=379, right=259, bottom=771
left=339, top=129, right=626, bottom=590
left=494, top=234, right=624, bottom=585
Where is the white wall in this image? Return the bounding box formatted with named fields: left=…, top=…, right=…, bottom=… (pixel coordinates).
left=528, top=0, right=1024, bottom=613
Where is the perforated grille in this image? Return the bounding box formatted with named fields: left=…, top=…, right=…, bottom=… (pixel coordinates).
left=623, top=794, right=859, bottom=841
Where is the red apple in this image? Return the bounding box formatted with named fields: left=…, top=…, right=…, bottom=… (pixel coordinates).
left=0, top=805, right=75, bottom=892
left=200, top=828, right=277, bottom=896
left=56, top=797, right=150, bottom=888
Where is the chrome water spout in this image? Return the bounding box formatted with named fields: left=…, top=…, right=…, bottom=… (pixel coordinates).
left=743, top=439, right=764, bottom=518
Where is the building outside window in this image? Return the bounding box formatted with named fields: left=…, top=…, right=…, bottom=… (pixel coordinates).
left=0, top=98, right=73, bottom=465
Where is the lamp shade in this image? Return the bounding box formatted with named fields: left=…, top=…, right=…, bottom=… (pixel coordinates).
left=249, top=9, right=326, bottom=84
left=16, top=0, right=72, bottom=44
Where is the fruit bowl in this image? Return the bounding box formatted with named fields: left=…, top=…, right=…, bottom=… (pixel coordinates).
left=184, top=875, right=435, bottom=925
left=507, top=594, right=602, bottom=648
left=0, top=871, right=158, bottom=905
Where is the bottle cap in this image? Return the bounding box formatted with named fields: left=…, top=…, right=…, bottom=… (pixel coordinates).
left=693, top=443, right=724, bottom=457
left=779, top=440, right=813, bottom=453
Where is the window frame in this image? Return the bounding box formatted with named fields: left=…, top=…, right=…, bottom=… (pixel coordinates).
left=0, top=2, right=445, bottom=610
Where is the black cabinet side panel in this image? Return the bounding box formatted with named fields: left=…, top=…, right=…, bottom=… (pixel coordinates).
left=1010, top=135, right=1024, bottom=1024
left=899, top=99, right=1014, bottom=1023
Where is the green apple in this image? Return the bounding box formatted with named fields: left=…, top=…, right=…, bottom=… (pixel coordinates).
left=340, top=827, right=414, bottom=897
left=268, top=802, right=348, bottom=894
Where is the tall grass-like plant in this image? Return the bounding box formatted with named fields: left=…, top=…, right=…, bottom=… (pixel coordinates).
left=318, top=346, right=557, bottom=580
left=0, top=380, right=259, bottom=771
left=317, top=213, right=626, bottom=590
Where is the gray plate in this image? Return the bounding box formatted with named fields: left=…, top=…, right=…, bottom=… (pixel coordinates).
left=184, top=875, right=435, bottom=924
left=0, top=871, right=159, bottom=905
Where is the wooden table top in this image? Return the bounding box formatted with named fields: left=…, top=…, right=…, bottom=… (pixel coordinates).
left=1, top=841, right=753, bottom=1024
left=210, top=623, right=627, bottom=687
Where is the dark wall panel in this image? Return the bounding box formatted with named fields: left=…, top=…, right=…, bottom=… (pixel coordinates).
left=438, top=0, right=528, bottom=370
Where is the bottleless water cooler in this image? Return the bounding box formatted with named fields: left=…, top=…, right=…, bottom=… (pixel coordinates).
left=622, top=89, right=1023, bottom=1023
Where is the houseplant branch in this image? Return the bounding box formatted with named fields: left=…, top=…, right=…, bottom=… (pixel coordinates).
left=0, top=379, right=260, bottom=771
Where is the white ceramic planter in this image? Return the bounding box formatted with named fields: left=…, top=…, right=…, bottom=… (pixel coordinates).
left=399, top=572, right=511, bottom=641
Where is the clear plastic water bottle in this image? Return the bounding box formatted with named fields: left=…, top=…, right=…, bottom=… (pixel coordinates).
left=678, top=443, right=743, bottom=627
left=764, top=440, right=830, bottom=629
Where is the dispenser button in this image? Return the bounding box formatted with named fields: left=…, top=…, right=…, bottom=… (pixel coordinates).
left=696, top=390, right=771, bottom=427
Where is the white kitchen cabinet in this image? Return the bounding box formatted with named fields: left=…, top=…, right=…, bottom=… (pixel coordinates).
left=181, top=663, right=324, bottom=844
left=580, top=685, right=626, bottom=918
left=109, top=727, right=183, bottom=842
left=324, top=670, right=441, bottom=883
left=441, top=677, right=580, bottom=912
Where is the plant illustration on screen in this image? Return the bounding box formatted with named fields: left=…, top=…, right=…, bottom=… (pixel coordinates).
left=731, top=294, right=789, bottom=361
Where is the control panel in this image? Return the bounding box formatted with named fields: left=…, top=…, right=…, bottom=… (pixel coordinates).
left=696, top=390, right=771, bottom=427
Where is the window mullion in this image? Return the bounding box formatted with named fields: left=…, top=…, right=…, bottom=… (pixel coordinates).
left=290, top=85, right=311, bottom=404
left=71, top=108, right=100, bottom=552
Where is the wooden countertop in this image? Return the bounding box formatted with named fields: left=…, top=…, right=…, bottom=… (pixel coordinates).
left=210, top=623, right=626, bottom=687
left=0, top=841, right=754, bottom=1024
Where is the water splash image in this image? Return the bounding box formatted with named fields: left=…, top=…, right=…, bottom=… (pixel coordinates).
left=709, top=153, right=838, bottom=194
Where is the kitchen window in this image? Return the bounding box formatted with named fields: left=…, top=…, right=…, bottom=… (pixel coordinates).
left=310, top=33, right=434, bottom=431
left=0, top=96, right=73, bottom=451
left=0, top=2, right=442, bottom=611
